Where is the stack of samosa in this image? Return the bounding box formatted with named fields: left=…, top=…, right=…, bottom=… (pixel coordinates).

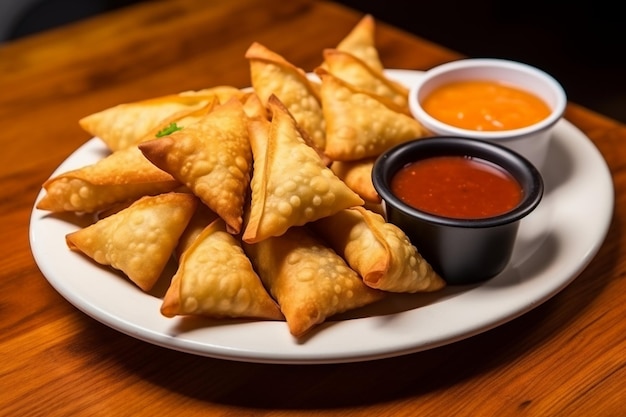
left=36, top=15, right=444, bottom=339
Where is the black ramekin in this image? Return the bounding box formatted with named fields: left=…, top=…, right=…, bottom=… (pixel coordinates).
left=372, top=136, right=544, bottom=285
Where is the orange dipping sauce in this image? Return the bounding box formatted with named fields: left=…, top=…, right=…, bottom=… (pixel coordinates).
left=391, top=156, right=523, bottom=219
left=421, top=80, right=551, bottom=131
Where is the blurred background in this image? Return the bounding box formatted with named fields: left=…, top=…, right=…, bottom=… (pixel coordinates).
left=1, top=0, right=624, bottom=123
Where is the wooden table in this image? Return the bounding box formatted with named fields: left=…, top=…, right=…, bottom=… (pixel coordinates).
left=2, top=0, right=624, bottom=415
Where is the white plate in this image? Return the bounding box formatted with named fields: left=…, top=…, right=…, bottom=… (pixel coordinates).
left=29, top=70, right=614, bottom=364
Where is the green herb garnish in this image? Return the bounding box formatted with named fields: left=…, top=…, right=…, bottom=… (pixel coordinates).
left=155, top=122, right=183, bottom=137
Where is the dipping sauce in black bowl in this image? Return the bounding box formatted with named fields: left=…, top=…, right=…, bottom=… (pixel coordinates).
left=372, top=136, right=543, bottom=285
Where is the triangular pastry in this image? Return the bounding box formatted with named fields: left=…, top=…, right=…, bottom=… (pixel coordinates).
left=138, top=98, right=253, bottom=234
left=321, top=48, right=409, bottom=112
left=175, top=203, right=219, bottom=260
left=145, top=87, right=246, bottom=140
left=330, top=157, right=380, bottom=204
left=241, top=92, right=269, bottom=121
left=311, top=206, right=446, bottom=293
left=319, top=71, right=427, bottom=161
left=79, top=94, right=216, bottom=151
left=243, top=226, right=385, bottom=337
left=242, top=95, right=364, bottom=243
left=141, top=98, right=218, bottom=140
left=161, top=218, right=284, bottom=320
left=65, top=192, right=198, bottom=291
left=245, top=41, right=326, bottom=151
left=36, top=146, right=181, bottom=213
left=333, top=14, right=384, bottom=73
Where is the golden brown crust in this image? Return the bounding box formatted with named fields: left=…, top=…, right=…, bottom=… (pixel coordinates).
left=312, top=206, right=446, bottom=293
left=330, top=157, right=381, bottom=204
left=243, top=226, right=384, bottom=337
left=333, top=14, right=384, bottom=73
left=319, top=71, right=428, bottom=161
left=65, top=192, right=198, bottom=291
left=321, top=48, right=409, bottom=112
left=36, top=146, right=181, bottom=213
left=80, top=94, right=215, bottom=151
left=161, top=218, right=284, bottom=320
left=245, top=41, right=326, bottom=151
left=242, top=95, right=364, bottom=243
left=175, top=203, right=219, bottom=260
left=139, top=98, right=252, bottom=234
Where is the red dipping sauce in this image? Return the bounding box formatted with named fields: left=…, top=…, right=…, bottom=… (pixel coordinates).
left=390, top=156, right=523, bottom=219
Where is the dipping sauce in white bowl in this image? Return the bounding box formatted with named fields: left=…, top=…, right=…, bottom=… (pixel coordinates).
left=409, top=58, right=567, bottom=169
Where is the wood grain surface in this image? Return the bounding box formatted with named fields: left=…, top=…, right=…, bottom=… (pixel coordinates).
left=1, top=0, right=624, bottom=416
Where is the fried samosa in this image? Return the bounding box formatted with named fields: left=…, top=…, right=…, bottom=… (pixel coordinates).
left=242, top=95, right=364, bottom=244
left=143, top=87, right=246, bottom=141
left=139, top=98, right=252, bottom=234
left=161, top=218, right=283, bottom=320
left=333, top=14, right=384, bottom=74
left=175, top=203, right=219, bottom=260
left=143, top=98, right=218, bottom=139
left=80, top=94, right=215, bottom=151
left=319, top=71, right=428, bottom=161
left=241, top=92, right=269, bottom=121
left=330, top=158, right=380, bottom=204
left=36, top=146, right=181, bottom=213
left=65, top=192, right=197, bottom=291
left=243, top=226, right=384, bottom=337
left=245, top=41, right=326, bottom=151
left=311, top=206, right=446, bottom=293
left=321, top=48, right=410, bottom=113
